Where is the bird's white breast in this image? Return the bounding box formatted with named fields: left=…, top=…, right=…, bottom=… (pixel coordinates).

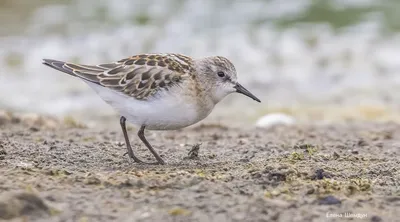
left=86, top=81, right=213, bottom=130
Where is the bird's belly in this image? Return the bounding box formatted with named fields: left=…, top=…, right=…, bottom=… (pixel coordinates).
left=87, top=82, right=210, bottom=130
left=122, top=98, right=203, bottom=130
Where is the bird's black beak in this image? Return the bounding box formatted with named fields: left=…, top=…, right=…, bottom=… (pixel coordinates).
left=234, top=83, right=261, bottom=103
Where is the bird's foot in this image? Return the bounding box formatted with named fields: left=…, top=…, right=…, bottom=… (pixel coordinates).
left=123, top=152, right=165, bottom=165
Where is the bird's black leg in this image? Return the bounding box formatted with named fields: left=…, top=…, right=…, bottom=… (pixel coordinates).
left=119, top=116, right=147, bottom=164
left=138, top=125, right=165, bottom=165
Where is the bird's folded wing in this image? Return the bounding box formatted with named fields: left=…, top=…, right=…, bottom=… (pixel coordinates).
left=43, top=54, right=193, bottom=100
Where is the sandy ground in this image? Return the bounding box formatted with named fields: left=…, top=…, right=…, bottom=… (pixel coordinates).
left=0, top=112, right=399, bottom=222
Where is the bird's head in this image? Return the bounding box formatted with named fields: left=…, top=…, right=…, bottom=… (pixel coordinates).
left=194, top=56, right=261, bottom=104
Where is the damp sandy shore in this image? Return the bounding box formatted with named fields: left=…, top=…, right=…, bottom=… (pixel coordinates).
left=0, top=113, right=399, bottom=222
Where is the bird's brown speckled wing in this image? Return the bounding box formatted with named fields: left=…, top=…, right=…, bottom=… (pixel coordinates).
left=43, top=53, right=194, bottom=100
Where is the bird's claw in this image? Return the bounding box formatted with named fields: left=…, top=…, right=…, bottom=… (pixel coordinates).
left=123, top=152, right=164, bottom=165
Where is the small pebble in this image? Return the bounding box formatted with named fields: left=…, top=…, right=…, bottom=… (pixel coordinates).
left=268, top=172, right=286, bottom=182
left=318, top=195, right=341, bottom=205
left=239, top=158, right=249, bottom=163
left=371, top=215, right=382, bottom=222
left=0, top=149, right=6, bottom=155
left=255, top=113, right=295, bottom=128
left=115, top=141, right=124, bottom=147
left=29, top=127, right=40, bottom=132
left=306, top=187, right=315, bottom=195
left=311, top=169, right=331, bottom=180
left=333, top=152, right=340, bottom=159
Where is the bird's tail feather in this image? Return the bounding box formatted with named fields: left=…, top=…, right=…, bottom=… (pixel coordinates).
left=42, top=59, right=106, bottom=84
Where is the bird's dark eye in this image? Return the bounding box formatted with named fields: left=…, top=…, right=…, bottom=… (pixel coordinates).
left=217, top=71, right=225, bottom=77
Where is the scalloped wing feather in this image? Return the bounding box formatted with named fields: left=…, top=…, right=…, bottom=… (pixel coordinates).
left=43, top=53, right=194, bottom=100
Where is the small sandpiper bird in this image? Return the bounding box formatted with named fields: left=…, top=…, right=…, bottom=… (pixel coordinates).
left=43, top=53, right=260, bottom=164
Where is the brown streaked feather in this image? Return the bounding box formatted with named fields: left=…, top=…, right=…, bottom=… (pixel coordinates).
left=43, top=53, right=194, bottom=100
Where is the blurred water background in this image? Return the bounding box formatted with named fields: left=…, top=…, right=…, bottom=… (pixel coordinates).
left=1, top=0, right=400, bottom=126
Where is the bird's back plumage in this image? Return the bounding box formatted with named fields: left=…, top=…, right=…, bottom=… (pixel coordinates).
left=43, top=53, right=194, bottom=100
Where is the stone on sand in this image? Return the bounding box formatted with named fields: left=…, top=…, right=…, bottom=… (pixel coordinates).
left=255, top=113, right=295, bottom=128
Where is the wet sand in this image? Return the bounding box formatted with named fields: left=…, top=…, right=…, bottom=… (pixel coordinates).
left=0, top=113, right=399, bottom=222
